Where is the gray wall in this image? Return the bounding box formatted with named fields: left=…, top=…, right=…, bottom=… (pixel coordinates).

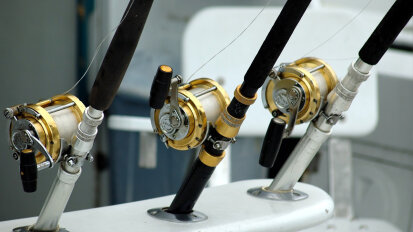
left=0, top=1, right=96, bottom=221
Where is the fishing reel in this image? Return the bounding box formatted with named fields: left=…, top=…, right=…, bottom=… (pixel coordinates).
left=4, top=95, right=85, bottom=192
left=259, top=57, right=338, bottom=167
left=150, top=65, right=230, bottom=150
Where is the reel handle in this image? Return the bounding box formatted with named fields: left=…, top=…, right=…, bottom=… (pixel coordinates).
left=19, top=149, right=37, bottom=193
left=149, top=65, right=173, bottom=109
left=259, top=118, right=286, bottom=168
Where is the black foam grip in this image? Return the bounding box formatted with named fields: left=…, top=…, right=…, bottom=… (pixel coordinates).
left=149, top=65, right=173, bottom=109
left=359, top=0, right=413, bottom=65
left=20, top=150, right=37, bottom=193
left=227, top=98, right=249, bottom=119
left=259, top=118, right=286, bottom=168
left=241, top=0, right=311, bottom=98
left=89, top=0, right=154, bottom=110
left=168, top=158, right=215, bottom=214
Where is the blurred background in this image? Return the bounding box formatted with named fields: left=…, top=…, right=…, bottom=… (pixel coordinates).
left=0, top=0, right=412, bottom=231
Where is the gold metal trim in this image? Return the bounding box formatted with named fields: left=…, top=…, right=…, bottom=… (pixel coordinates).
left=199, top=147, right=225, bottom=167
left=215, top=108, right=245, bottom=138
left=234, top=85, right=257, bottom=105
left=160, top=65, right=173, bottom=73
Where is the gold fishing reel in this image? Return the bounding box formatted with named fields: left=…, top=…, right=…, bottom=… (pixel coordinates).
left=262, top=57, right=338, bottom=133
left=5, top=94, right=85, bottom=169
left=150, top=66, right=229, bottom=150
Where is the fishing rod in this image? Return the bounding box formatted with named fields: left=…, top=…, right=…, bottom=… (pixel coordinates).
left=149, top=0, right=312, bottom=222
left=249, top=0, right=413, bottom=200
left=4, top=0, right=153, bottom=231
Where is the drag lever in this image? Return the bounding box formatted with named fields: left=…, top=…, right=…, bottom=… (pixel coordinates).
left=149, top=65, right=173, bottom=109
left=19, top=149, right=37, bottom=193
left=168, top=75, right=183, bottom=129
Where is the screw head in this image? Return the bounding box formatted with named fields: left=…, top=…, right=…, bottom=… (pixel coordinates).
left=4, top=108, right=13, bottom=119
left=268, top=70, right=276, bottom=79
left=213, top=142, right=222, bottom=150
left=12, top=153, right=19, bottom=160
left=66, top=158, right=77, bottom=167
left=86, top=153, right=94, bottom=162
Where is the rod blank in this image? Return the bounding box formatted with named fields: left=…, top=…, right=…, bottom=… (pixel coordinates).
left=359, top=0, right=413, bottom=65
left=89, top=0, right=154, bottom=111
left=240, top=0, right=312, bottom=98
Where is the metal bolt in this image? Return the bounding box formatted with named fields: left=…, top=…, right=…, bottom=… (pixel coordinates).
left=12, top=153, right=19, bottom=160
left=213, top=142, right=222, bottom=150
left=4, top=108, right=14, bottom=119
left=175, top=75, right=183, bottom=84
left=268, top=70, right=276, bottom=79
left=66, top=158, right=77, bottom=167
left=272, top=111, right=278, bottom=117
left=86, top=153, right=94, bottom=162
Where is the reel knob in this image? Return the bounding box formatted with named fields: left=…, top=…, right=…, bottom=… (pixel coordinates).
left=19, top=149, right=37, bottom=192
left=259, top=118, right=286, bottom=168
left=150, top=65, right=173, bottom=109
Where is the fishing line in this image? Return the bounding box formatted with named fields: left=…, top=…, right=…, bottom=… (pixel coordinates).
left=64, top=0, right=371, bottom=94
left=187, top=0, right=371, bottom=82
left=62, top=0, right=135, bottom=95
left=186, top=0, right=273, bottom=82
left=324, top=56, right=357, bottom=61
left=302, top=0, right=373, bottom=57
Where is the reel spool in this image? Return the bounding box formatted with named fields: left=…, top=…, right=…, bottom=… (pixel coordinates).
left=150, top=66, right=229, bottom=150
left=262, top=57, right=338, bottom=127
left=5, top=95, right=85, bottom=169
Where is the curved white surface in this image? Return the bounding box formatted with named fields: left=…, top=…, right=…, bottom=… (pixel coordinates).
left=0, top=180, right=333, bottom=232
left=108, top=115, right=153, bottom=132
left=183, top=6, right=380, bottom=137
left=301, top=218, right=402, bottom=232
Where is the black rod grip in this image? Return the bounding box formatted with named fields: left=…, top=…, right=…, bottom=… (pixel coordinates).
left=168, top=158, right=215, bottom=214
left=19, top=149, right=37, bottom=193
left=89, top=0, right=154, bottom=111
left=359, top=0, right=413, bottom=65
left=260, top=118, right=286, bottom=168
left=241, top=0, right=311, bottom=98
left=149, top=65, right=173, bottom=109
